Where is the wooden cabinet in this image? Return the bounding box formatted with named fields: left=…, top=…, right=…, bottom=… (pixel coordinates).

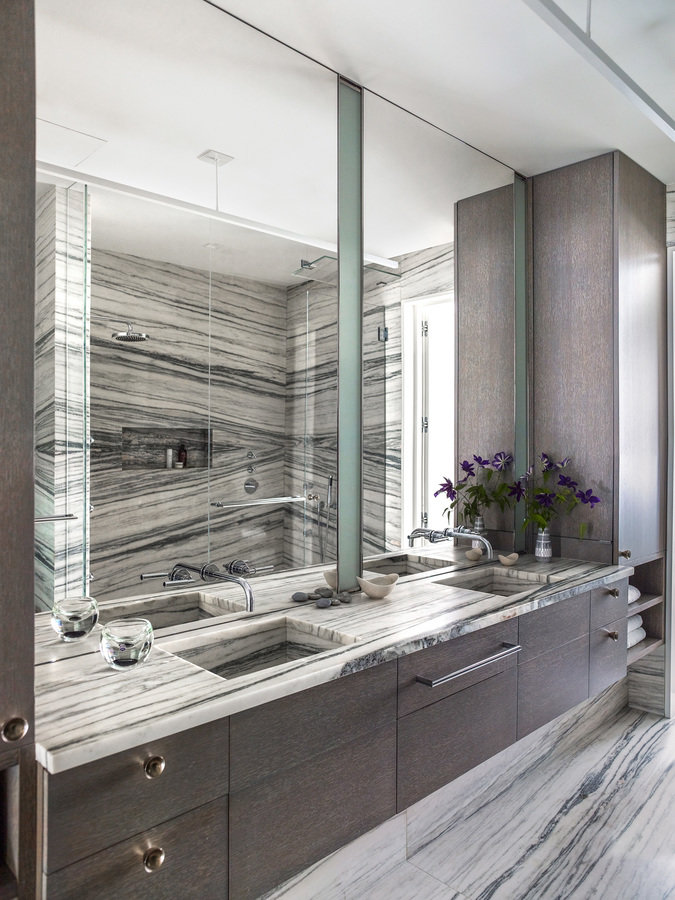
left=1, top=2, right=37, bottom=895
left=42, top=797, right=228, bottom=900
left=532, top=152, right=667, bottom=567
left=228, top=662, right=397, bottom=900
left=40, top=720, right=229, bottom=897
left=397, top=620, right=519, bottom=810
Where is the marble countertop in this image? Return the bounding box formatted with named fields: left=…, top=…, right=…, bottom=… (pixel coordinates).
left=34, top=551, right=631, bottom=774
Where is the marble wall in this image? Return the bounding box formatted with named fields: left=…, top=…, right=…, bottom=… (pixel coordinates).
left=34, top=185, right=90, bottom=611
left=89, top=250, right=289, bottom=600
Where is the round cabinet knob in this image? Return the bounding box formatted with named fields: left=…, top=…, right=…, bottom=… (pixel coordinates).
left=607, top=588, right=620, bottom=598
left=618, top=549, right=632, bottom=559
left=605, top=630, right=619, bottom=642
left=143, top=755, right=166, bottom=779
left=143, top=847, right=165, bottom=873
left=1, top=717, right=29, bottom=743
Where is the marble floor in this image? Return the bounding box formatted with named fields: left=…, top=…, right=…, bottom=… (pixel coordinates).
left=269, top=691, right=675, bottom=899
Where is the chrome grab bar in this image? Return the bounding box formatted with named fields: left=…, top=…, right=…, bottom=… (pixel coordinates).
left=35, top=514, right=77, bottom=523
left=414, top=642, right=522, bottom=688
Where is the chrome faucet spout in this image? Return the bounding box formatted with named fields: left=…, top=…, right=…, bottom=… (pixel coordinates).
left=201, top=563, right=254, bottom=612
left=442, top=527, right=494, bottom=559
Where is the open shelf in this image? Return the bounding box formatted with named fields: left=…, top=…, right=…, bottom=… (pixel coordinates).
left=627, top=594, right=664, bottom=617
left=627, top=637, right=664, bottom=666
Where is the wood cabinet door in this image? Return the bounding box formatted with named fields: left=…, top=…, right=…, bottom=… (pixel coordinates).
left=397, top=668, right=517, bottom=811
left=590, top=617, right=628, bottom=695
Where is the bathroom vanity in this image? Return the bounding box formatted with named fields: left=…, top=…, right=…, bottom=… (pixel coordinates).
left=31, top=554, right=630, bottom=899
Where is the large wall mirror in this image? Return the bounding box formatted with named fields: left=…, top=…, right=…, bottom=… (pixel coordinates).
left=34, top=0, right=518, bottom=612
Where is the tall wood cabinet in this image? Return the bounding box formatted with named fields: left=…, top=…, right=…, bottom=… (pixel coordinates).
left=531, top=151, right=667, bottom=674
left=1, top=2, right=37, bottom=898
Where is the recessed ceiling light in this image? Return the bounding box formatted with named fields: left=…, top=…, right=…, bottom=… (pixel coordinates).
left=197, top=149, right=234, bottom=167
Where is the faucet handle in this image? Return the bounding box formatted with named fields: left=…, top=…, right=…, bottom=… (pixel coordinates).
left=225, top=559, right=273, bottom=577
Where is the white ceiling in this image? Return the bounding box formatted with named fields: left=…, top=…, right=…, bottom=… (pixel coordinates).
left=36, top=0, right=674, bottom=286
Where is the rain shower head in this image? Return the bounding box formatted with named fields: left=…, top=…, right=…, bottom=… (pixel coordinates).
left=112, top=322, right=149, bottom=342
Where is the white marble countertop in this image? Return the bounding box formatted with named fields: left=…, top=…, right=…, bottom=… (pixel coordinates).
left=34, top=551, right=631, bottom=774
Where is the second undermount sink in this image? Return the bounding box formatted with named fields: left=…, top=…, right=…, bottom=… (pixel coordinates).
left=97, top=590, right=245, bottom=630
left=363, top=553, right=456, bottom=577
left=161, top=615, right=356, bottom=680
left=432, top=565, right=551, bottom=598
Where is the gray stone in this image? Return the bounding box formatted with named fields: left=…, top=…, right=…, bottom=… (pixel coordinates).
left=291, top=591, right=308, bottom=602
left=315, top=587, right=334, bottom=598
left=330, top=597, right=341, bottom=606
left=307, top=592, right=320, bottom=601
left=338, top=592, right=352, bottom=604
left=315, top=596, right=332, bottom=608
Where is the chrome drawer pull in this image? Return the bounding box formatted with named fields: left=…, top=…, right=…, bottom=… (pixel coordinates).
left=606, top=588, right=620, bottom=598
left=604, top=630, right=619, bottom=642
left=415, top=642, right=522, bottom=688
left=144, top=755, right=166, bottom=779
left=1, top=717, right=29, bottom=743
left=143, top=847, right=165, bottom=872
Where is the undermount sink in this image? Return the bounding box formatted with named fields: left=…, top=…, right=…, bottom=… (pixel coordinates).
left=432, top=565, right=551, bottom=598
left=97, top=590, right=245, bottom=630
left=363, top=553, right=456, bottom=577
left=161, top=615, right=356, bottom=680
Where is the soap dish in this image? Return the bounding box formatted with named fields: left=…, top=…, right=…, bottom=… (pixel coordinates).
left=356, top=573, right=399, bottom=599
left=465, top=548, right=482, bottom=561
left=498, top=553, right=520, bottom=567
left=323, top=569, right=338, bottom=589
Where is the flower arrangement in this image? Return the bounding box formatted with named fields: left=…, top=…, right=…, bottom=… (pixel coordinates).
left=507, top=453, right=600, bottom=536
left=434, top=451, right=514, bottom=525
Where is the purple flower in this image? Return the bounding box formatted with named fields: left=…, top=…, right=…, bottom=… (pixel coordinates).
left=558, top=456, right=571, bottom=468
left=558, top=474, right=578, bottom=489
left=520, top=465, right=534, bottom=481
left=540, top=453, right=557, bottom=472
left=535, top=491, right=556, bottom=508
left=460, top=459, right=476, bottom=478
left=492, top=451, right=513, bottom=471
left=577, top=488, right=600, bottom=507
left=508, top=481, right=525, bottom=502
left=434, top=478, right=456, bottom=501
left=473, top=455, right=491, bottom=468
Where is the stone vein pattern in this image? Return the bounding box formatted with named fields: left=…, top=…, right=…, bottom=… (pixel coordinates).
left=89, top=249, right=291, bottom=600
left=667, top=182, right=674, bottom=246
left=34, top=554, right=628, bottom=773
left=34, top=185, right=90, bottom=612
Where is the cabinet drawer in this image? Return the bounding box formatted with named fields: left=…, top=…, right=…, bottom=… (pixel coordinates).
left=517, top=634, right=589, bottom=739
left=229, top=723, right=396, bottom=900
left=230, top=662, right=396, bottom=792
left=44, top=717, right=229, bottom=873
left=518, top=593, right=590, bottom=663
left=43, top=796, right=227, bottom=900
left=397, top=667, right=517, bottom=810
left=590, top=580, right=628, bottom=629
left=397, top=619, right=518, bottom=717
left=590, top=617, right=627, bottom=695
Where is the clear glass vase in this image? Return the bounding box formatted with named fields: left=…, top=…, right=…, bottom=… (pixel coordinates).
left=534, top=527, right=552, bottom=561
left=472, top=515, right=486, bottom=551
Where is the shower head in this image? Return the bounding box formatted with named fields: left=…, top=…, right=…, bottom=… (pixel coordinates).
left=112, top=323, right=149, bottom=343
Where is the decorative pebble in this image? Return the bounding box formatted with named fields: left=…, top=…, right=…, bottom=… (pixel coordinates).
left=337, top=592, right=352, bottom=604
left=291, top=591, right=308, bottom=602
left=315, top=596, right=332, bottom=608
left=330, top=597, right=340, bottom=606
left=307, top=592, right=320, bottom=601
left=315, top=587, right=334, bottom=598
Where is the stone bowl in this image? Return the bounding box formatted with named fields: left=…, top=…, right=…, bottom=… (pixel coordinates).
left=356, top=573, right=399, bottom=599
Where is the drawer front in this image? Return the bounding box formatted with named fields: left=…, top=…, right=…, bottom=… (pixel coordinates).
left=518, top=593, right=590, bottom=663
left=517, top=634, right=589, bottom=739
left=397, top=619, right=519, bottom=717
left=397, top=667, right=517, bottom=811
left=590, top=580, right=628, bottom=629
left=590, top=617, right=628, bottom=695
left=45, top=717, right=229, bottom=873
left=44, top=796, right=228, bottom=900
left=230, top=661, right=397, bottom=791
left=229, top=723, right=396, bottom=900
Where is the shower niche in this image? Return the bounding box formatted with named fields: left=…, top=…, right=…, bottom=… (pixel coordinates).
left=120, top=427, right=212, bottom=470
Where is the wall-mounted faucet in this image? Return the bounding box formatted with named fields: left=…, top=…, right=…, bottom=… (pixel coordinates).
left=407, top=526, right=493, bottom=559
left=141, top=560, right=255, bottom=611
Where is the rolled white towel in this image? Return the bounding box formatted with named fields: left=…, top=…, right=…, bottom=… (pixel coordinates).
left=628, top=584, right=641, bottom=604
left=627, top=614, right=643, bottom=632
left=627, top=626, right=646, bottom=649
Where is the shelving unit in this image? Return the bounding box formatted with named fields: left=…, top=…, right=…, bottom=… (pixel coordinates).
left=627, top=557, right=665, bottom=666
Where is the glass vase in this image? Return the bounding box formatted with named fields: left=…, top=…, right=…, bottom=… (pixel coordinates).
left=472, top=515, right=486, bottom=551
left=534, top=527, right=552, bottom=562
